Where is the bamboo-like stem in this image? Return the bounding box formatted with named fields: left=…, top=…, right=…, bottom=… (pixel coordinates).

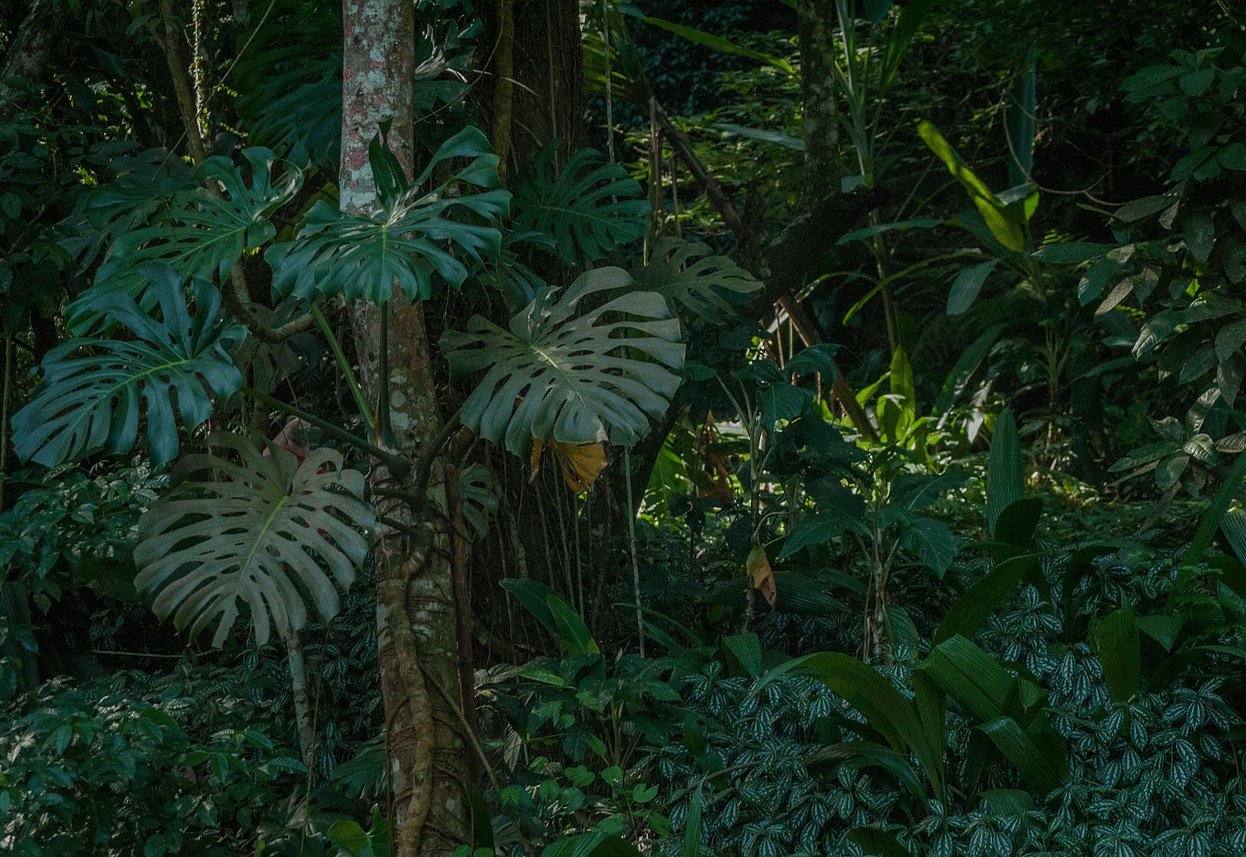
left=623, top=447, right=645, bottom=657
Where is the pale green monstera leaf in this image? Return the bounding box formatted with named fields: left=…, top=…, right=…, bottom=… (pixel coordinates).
left=630, top=235, right=761, bottom=325
left=134, top=432, right=375, bottom=647
left=440, top=267, right=684, bottom=457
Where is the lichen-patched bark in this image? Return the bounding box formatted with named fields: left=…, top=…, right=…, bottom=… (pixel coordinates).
left=341, top=2, right=469, bottom=853
left=796, top=0, right=841, bottom=200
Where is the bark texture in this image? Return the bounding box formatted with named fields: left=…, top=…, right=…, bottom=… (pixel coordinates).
left=0, top=0, right=71, bottom=124
left=341, top=2, right=469, bottom=853
left=796, top=0, right=842, bottom=199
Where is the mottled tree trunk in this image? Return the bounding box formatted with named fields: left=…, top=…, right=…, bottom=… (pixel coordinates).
left=797, top=0, right=842, bottom=199
left=341, top=2, right=469, bottom=853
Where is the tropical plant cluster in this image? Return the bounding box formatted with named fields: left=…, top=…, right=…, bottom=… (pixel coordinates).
left=1, top=1, right=1245, bottom=856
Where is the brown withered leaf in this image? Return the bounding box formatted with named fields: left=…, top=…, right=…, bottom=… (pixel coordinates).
left=746, top=544, right=776, bottom=607
left=530, top=437, right=610, bottom=492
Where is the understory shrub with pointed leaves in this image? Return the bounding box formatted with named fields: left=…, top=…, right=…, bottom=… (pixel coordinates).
left=11, top=264, right=243, bottom=468
left=625, top=548, right=1246, bottom=857
left=441, top=266, right=684, bottom=457
left=0, top=673, right=306, bottom=857
left=134, top=432, right=375, bottom=647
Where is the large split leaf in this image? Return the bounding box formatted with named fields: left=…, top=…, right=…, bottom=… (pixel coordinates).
left=233, top=3, right=343, bottom=168
left=512, top=143, right=649, bottom=265
left=440, top=267, right=684, bottom=457
left=12, top=264, right=243, bottom=467
left=630, top=236, right=761, bottom=325
left=134, top=432, right=375, bottom=647
left=75, top=149, right=302, bottom=330
left=268, top=126, right=508, bottom=303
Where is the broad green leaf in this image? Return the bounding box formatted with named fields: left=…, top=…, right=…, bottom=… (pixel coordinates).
left=976, top=716, right=1066, bottom=796
left=548, top=593, right=600, bottom=657
left=808, top=741, right=925, bottom=799
left=837, top=218, right=940, bottom=245
left=919, top=121, right=1024, bottom=253
left=947, top=258, right=1000, bottom=315
left=82, top=149, right=301, bottom=327
left=900, top=517, right=956, bottom=577
left=441, top=267, right=683, bottom=457
left=758, top=652, right=944, bottom=795
left=1098, top=606, right=1141, bottom=704
left=934, top=554, right=1039, bottom=644
left=1006, top=54, right=1036, bottom=188
left=920, top=635, right=1045, bottom=723
left=713, top=121, right=805, bottom=150
left=1135, top=613, right=1182, bottom=651
left=134, top=432, right=375, bottom=647
left=542, top=832, right=645, bottom=857
left=501, top=578, right=561, bottom=641
left=992, top=497, right=1043, bottom=549
left=268, top=126, right=508, bottom=302
left=630, top=15, right=795, bottom=76
left=986, top=408, right=1024, bottom=538
left=721, top=632, right=763, bottom=678
left=1031, top=242, right=1117, bottom=264
left=12, top=265, right=243, bottom=467
left=683, top=785, right=703, bottom=857
left=427, top=463, right=498, bottom=538
left=933, top=323, right=1003, bottom=414
left=512, top=144, right=649, bottom=265
left=66, top=148, right=197, bottom=272
left=1185, top=450, right=1246, bottom=568
left=630, top=236, right=761, bottom=325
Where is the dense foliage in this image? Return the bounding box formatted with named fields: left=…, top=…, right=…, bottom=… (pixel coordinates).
left=2, top=1, right=1245, bottom=856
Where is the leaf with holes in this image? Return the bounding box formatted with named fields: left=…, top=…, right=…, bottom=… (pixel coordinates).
left=78, top=149, right=302, bottom=330
left=133, top=432, right=375, bottom=647
left=512, top=143, right=649, bottom=265
left=12, top=264, right=243, bottom=467
left=268, top=126, right=508, bottom=302
left=441, top=267, right=683, bottom=457
left=631, top=236, right=761, bottom=325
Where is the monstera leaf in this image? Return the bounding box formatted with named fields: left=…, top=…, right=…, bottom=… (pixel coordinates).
left=12, top=264, right=243, bottom=467
left=233, top=6, right=343, bottom=168
left=631, top=236, right=761, bottom=324
left=134, top=432, right=376, bottom=647
left=75, top=149, right=302, bottom=331
left=511, top=143, right=649, bottom=265
left=440, top=267, right=684, bottom=457
left=63, top=147, right=197, bottom=272
left=267, top=126, right=509, bottom=303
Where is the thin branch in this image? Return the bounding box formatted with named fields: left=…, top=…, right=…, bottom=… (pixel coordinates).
left=242, top=385, right=412, bottom=476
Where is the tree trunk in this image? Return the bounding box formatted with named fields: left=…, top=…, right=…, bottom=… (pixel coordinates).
left=0, top=0, right=71, bottom=124
left=796, top=0, right=842, bottom=200
left=341, top=2, right=469, bottom=853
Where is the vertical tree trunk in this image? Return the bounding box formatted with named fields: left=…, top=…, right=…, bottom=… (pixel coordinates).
left=797, top=0, right=842, bottom=200
left=0, top=0, right=71, bottom=124
left=341, top=2, right=468, bottom=853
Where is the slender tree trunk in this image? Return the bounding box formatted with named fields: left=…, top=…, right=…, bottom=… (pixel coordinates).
left=796, top=0, right=842, bottom=200
left=341, top=2, right=468, bottom=853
